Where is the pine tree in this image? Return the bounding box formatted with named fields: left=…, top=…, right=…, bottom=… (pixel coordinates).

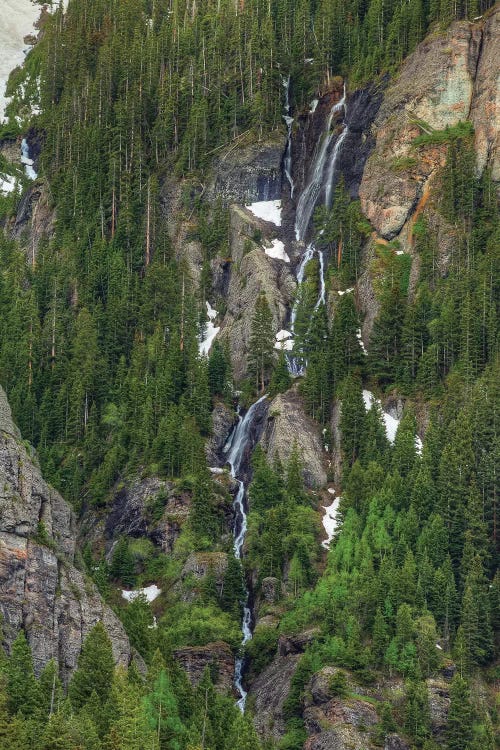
left=110, top=537, right=136, bottom=587
left=270, top=351, right=291, bottom=397
left=224, top=711, right=262, bottom=750
left=404, top=679, right=430, bottom=745
left=446, top=676, right=474, bottom=750
left=248, top=293, right=275, bottom=392
left=339, top=374, right=366, bottom=469
left=6, top=631, right=40, bottom=717
left=69, top=623, right=115, bottom=710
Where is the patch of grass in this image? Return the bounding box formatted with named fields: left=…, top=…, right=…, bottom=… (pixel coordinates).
left=391, top=156, right=418, bottom=172
left=412, top=120, right=474, bottom=147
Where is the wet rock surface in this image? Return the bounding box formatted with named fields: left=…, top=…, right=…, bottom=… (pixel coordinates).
left=205, top=401, right=237, bottom=467
left=101, top=476, right=191, bottom=556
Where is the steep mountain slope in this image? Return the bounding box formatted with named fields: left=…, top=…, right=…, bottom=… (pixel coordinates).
left=0, top=0, right=498, bottom=748
left=0, top=385, right=131, bottom=681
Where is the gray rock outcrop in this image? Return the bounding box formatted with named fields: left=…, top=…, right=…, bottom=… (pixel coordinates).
left=207, top=132, right=285, bottom=205
left=173, top=641, right=235, bottom=693
left=359, top=10, right=500, bottom=242
left=260, top=386, right=327, bottom=488
left=0, top=386, right=131, bottom=681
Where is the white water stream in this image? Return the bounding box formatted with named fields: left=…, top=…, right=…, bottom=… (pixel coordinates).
left=282, top=76, right=295, bottom=197
left=287, top=85, right=348, bottom=375
left=224, top=395, right=267, bottom=711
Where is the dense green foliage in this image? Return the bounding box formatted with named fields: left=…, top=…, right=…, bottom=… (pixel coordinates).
left=0, top=0, right=498, bottom=748
left=0, top=624, right=262, bottom=750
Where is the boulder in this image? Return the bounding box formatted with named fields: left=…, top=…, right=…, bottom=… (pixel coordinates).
left=278, top=628, right=321, bottom=656
left=205, top=401, right=237, bottom=467
left=427, top=677, right=451, bottom=736
left=250, top=653, right=300, bottom=741
left=260, top=386, right=327, bottom=488
left=385, top=735, right=410, bottom=750
left=261, top=576, right=280, bottom=603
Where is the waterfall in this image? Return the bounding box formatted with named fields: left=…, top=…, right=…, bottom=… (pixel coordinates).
left=21, top=138, right=37, bottom=180
left=324, top=85, right=347, bottom=209
left=315, top=250, right=326, bottom=310
left=225, top=394, right=268, bottom=711
left=282, top=76, right=295, bottom=198
left=286, top=84, right=348, bottom=374
left=294, top=104, right=337, bottom=243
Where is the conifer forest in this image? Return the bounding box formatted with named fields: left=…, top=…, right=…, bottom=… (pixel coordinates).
left=0, top=0, right=498, bottom=748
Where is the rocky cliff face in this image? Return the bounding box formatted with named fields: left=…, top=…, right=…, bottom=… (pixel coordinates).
left=207, top=131, right=285, bottom=205
left=359, top=9, right=500, bottom=244
left=0, top=386, right=131, bottom=681
left=173, top=641, right=235, bottom=694
left=259, top=385, right=327, bottom=488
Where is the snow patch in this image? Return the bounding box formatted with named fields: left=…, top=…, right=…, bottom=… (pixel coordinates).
left=337, top=287, right=354, bottom=296
left=122, top=584, right=161, bottom=603
left=0, top=174, right=17, bottom=194
left=363, top=389, right=422, bottom=450
left=246, top=200, right=282, bottom=227
left=275, top=338, right=294, bottom=351
left=322, top=490, right=341, bottom=549
left=309, top=99, right=319, bottom=113
left=276, top=329, right=292, bottom=341
left=209, top=467, right=225, bottom=475
left=356, top=328, right=368, bottom=356
left=0, top=1, right=41, bottom=122
left=264, top=239, right=290, bottom=263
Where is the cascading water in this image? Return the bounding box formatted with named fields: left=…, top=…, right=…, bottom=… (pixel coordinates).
left=225, top=394, right=268, bottom=711
left=282, top=76, right=295, bottom=198
left=286, top=84, right=348, bottom=374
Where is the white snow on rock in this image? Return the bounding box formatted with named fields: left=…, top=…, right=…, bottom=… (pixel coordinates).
left=275, top=338, right=294, bottom=351
left=122, top=584, right=161, bottom=603
left=322, top=490, right=341, bottom=549
left=199, top=301, right=220, bottom=356
left=309, top=99, right=319, bottom=114
left=0, top=0, right=41, bottom=122
left=337, top=287, right=354, bottom=296
left=264, top=239, right=290, bottom=262
left=363, top=389, right=422, bottom=452
left=209, top=467, right=225, bottom=474
left=356, top=328, right=368, bottom=356
left=276, top=329, right=292, bottom=341
left=0, top=174, right=17, bottom=194
left=246, top=200, right=282, bottom=226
